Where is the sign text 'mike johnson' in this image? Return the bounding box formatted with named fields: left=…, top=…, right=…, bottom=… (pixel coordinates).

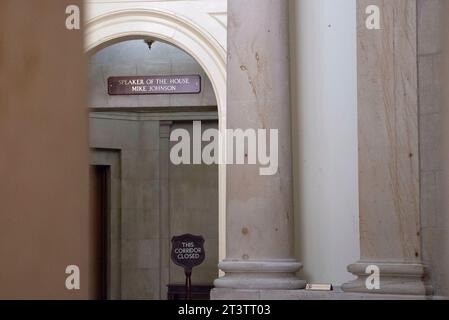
left=108, top=75, right=201, bottom=95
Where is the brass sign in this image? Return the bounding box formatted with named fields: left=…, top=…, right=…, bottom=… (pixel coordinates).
left=108, top=75, right=201, bottom=95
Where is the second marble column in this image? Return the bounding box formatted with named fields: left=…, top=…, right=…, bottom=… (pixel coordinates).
left=214, top=0, right=305, bottom=290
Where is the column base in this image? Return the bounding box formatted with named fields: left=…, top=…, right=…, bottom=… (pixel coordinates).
left=342, top=261, right=430, bottom=296
left=211, top=287, right=439, bottom=300
left=214, top=259, right=306, bottom=290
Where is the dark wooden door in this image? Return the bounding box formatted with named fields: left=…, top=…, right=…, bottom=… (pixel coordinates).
left=89, top=165, right=109, bottom=300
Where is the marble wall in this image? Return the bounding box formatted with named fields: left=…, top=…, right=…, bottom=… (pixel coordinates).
left=417, top=0, right=447, bottom=296
left=90, top=116, right=161, bottom=299
left=89, top=115, right=219, bottom=300
left=169, top=122, right=219, bottom=286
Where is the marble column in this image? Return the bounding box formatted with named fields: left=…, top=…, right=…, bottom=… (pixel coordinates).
left=213, top=0, right=304, bottom=291
left=342, top=0, right=427, bottom=295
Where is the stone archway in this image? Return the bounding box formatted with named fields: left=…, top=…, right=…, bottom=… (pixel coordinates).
left=84, top=7, right=227, bottom=266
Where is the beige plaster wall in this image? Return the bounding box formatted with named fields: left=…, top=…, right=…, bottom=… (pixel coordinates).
left=0, top=0, right=91, bottom=299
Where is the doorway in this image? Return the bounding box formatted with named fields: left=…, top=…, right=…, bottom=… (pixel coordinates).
left=89, top=165, right=110, bottom=300
left=88, top=39, right=220, bottom=299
